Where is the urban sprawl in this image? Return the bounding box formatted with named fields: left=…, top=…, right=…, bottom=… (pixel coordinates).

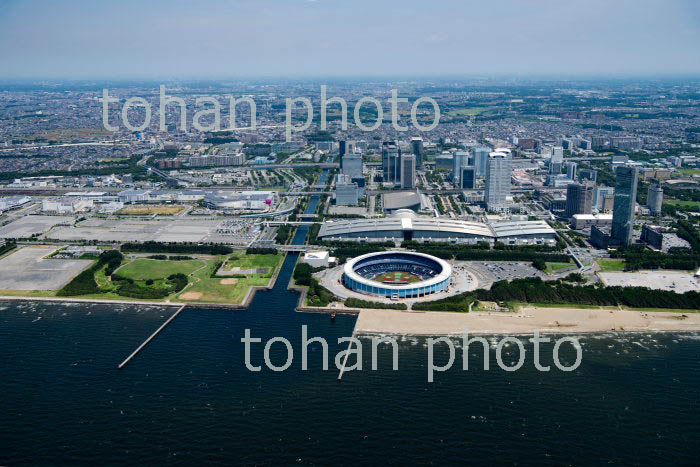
left=0, top=79, right=699, bottom=314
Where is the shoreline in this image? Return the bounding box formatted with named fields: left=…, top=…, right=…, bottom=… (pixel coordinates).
left=3, top=292, right=700, bottom=337
left=353, top=306, right=700, bottom=336
left=0, top=253, right=289, bottom=310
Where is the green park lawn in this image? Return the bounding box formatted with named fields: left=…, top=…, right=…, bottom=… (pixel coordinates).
left=597, top=259, right=627, bottom=272
left=176, top=252, right=285, bottom=304
left=664, top=199, right=700, bottom=208
left=221, top=253, right=281, bottom=275
left=545, top=261, right=574, bottom=274
left=117, top=258, right=206, bottom=281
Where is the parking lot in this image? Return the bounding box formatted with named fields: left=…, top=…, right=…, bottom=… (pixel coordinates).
left=460, top=261, right=548, bottom=289
left=598, top=271, right=700, bottom=293
left=45, top=217, right=258, bottom=244
left=0, top=215, right=73, bottom=239
left=0, top=246, right=92, bottom=290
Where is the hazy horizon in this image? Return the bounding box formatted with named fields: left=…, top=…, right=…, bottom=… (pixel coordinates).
left=1, top=0, right=699, bottom=79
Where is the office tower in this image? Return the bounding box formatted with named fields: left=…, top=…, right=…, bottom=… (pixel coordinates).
left=473, top=147, right=490, bottom=177
left=338, top=140, right=355, bottom=169
left=611, top=166, right=639, bottom=246
left=593, top=186, right=615, bottom=211
left=565, top=161, right=577, bottom=180
left=550, top=146, right=564, bottom=174
left=461, top=167, right=476, bottom=189
left=601, top=194, right=615, bottom=213
left=410, top=137, right=424, bottom=169
left=400, top=154, right=416, bottom=189
left=647, top=183, right=663, bottom=216
left=382, top=142, right=401, bottom=183
left=565, top=182, right=594, bottom=218
left=342, top=152, right=363, bottom=180
left=335, top=174, right=359, bottom=206
left=338, top=140, right=347, bottom=169
left=435, top=154, right=453, bottom=170
left=452, top=150, right=469, bottom=187
left=485, top=152, right=511, bottom=211
left=578, top=168, right=597, bottom=183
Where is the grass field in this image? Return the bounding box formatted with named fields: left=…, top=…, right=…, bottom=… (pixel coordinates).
left=117, top=258, right=206, bottom=280
left=545, top=261, right=574, bottom=274
left=664, top=199, right=700, bottom=208
left=371, top=271, right=422, bottom=283
left=118, top=205, right=185, bottom=216
left=678, top=168, right=700, bottom=176
left=447, top=107, right=488, bottom=116
left=597, top=259, right=627, bottom=272
left=0, top=252, right=285, bottom=305
left=176, top=252, right=284, bottom=304
left=221, top=253, right=281, bottom=274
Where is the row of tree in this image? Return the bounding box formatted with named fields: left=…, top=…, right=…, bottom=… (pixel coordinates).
left=412, top=277, right=700, bottom=312
left=121, top=241, right=232, bottom=255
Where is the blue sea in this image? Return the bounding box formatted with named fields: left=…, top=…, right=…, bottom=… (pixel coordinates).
left=1, top=253, right=699, bottom=465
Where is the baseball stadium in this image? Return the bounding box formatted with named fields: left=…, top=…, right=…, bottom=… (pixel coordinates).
left=342, top=251, right=452, bottom=299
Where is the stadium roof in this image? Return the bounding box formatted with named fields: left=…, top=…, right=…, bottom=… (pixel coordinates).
left=489, top=220, right=555, bottom=238
left=318, top=217, right=554, bottom=239
left=344, top=251, right=452, bottom=292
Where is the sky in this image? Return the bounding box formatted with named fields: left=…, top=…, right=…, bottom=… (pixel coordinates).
left=1, top=0, right=699, bottom=79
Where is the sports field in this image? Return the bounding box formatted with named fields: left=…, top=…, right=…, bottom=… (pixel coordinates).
left=370, top=271, right=422, bottom=284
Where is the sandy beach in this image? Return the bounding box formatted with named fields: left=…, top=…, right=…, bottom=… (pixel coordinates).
left=354, top=306, right=700, bottom=336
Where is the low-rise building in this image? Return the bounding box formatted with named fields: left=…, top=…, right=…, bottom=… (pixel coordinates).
left=42, top=198, right=93, bottom=214
left=571, top=213, right=613, bottom=230
left=641, top=224, right=664, bottom=250
left=0, top=195, right=31, bottom=213
left=302, top=250, right=336, bottom=268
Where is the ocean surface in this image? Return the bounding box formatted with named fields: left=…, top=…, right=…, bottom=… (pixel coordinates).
left=1, top=175, right=700, bottom=465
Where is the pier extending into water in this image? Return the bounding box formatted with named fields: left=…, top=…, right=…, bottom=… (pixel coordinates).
left=118, top=304, right=187, bottom=369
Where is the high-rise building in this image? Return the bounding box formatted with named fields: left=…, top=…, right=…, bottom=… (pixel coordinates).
left=550, top=146, right=564, bottom=174
left=647, top=183, right=663, bottom=216
left=461, top=167, right=476, bottom=189
left=485, top=152, right=511, bottom=211
left=593, top=186, right=615, bottom=211
left=611, top=166, right=639, bottom=246
left=410, top=137, right=424, bottom=169
left=452, top=151, right=469, bottom=187
left=601, top=194, right=615, bottom=213
left=338, top=140, right=346, bottom=169
left=342, top=152, right=363, bottom=180
left=578, top=168, right=597, bottom=183
left=400, top=154, right=416, bottom=189
left=382, top=142, right=401, bottom=183
left=338, top=140, right=355, bottom=170
left=335, top=174, right=359, bottom=206
left=565, top=182, right=594, bottom=219
left=473, top=147, right=490, bottom=177
left=565, top=161, right=578, bottom=180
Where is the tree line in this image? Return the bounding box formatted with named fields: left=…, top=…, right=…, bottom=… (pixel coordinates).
left=412, top=276, right=700, bottom=312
